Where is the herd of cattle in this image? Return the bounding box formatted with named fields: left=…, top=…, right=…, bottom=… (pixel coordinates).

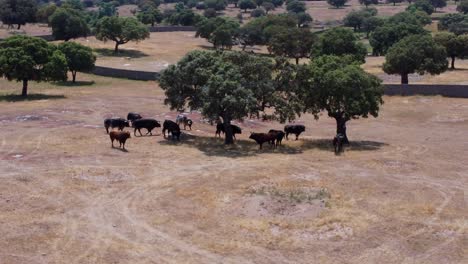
left=104, top=112, right=345, bottom=153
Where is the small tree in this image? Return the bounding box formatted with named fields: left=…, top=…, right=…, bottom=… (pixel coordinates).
left=359, top=0, right=378, bottom=7
left=205, top=0, right=227, bottom=10
left=287, top=0, right=306, bottom=13
left=268, top=28, right=316, bottom=64
left=296, top=12, right=313, bottom=27
left=238, top=0, right=257, bottom=12
left=196, top=17, right=240, bottom=49
left=137, top=7, right=163, bottom=26
left=262, top=2, right=275, bottom=13
left=301, top=55, right=384, bottom=143
left=251, top=8, right=266, bottom=18
left=313, top=27, right=367, bottom=63
left=362, top=16, right=385, bottom=38
left=49, top=8, right=90, bottom=41
left=458, top=0, right=468, bottom=14
left=0, top=0, right=37, bottom=29
left=95, top=17, right=150, bottom=53
left=238, top=21, right=265, bottom=50
left=431, top=0, right=447, bottom=11
left=36, top=4, right=57, bottom=24
left=412, top=0, right=434, bottom=14
left=0, top=35, right=68, bottom=97
left=383, top=35, right=448, bottom=84
left=58, top=42, right=96, bottom=83
left=327, top=0, right=349, bottom=8
left=434, top=32, right=468, bottom=69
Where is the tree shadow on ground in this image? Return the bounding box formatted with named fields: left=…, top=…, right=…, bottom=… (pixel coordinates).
left=94, top=48, right=149, bottom=58
left=54, top=81, right=96, bottom=87
left=0, top=93, right=66, bottom=102
left=159, top=134, right=387, bottom=158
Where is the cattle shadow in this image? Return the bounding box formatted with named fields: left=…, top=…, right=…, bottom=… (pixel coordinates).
left=94, top=48, right=149, bottom=58
left=159, top=134, right=304, bottom=158
left=111, top=146, right=129, bottom=152
left=0, top=93, right=66, bottom=102
left=54, top=81, right=96, bottom=87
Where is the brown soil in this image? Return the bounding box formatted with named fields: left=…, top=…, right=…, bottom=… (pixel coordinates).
left=0, top=74, right=466, bottom=263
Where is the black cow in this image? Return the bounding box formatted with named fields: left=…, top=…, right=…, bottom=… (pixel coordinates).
left=249, top=132, right=277, bottom=149
left=284, top=124, right=305, bottom=140
left=127, top=112, right=142, bottom=123
left=268, top=129, right=285, bottom=146
left=333, top=133, right=345, bottom=154
left=104, top=118, right=129, bottom=134
left=132, top=118, right=161, bottom=136
left=215, top=123, right=242, bottom=139
left=162, top=120, right=181, bottom=140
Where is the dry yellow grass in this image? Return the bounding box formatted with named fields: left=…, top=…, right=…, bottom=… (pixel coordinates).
left=0, top=74, right=466, bottom=263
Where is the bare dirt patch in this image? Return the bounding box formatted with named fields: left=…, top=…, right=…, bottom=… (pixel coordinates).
left=0, top=75, right=466, bottom=263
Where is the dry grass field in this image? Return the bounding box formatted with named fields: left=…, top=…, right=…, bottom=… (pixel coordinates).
left=0, top=74, right=466, bottom=263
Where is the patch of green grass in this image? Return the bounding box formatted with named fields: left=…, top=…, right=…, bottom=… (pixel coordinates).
left=248, top=186, right=331, bottom=204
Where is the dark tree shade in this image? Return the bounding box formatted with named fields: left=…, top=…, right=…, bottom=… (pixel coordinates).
left=458, top=0, right=468, bottom=14
left=327, top=0, right=349, bottom=8
left=383, top=35, right=448, bottom=84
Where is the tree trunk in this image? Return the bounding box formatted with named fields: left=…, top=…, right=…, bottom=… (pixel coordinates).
left=17, top=24, right=21, bottom=30
left=295, top=57, right=299, bottom=65
left=335, top=116, right=349, bottom=144
left=114, top=42, right=120, bottom=53
left=401, top=73, right=409, bottom=84
left=451, top=56, right=456, bottom=70
left=21, top=79, right=28, bottom=97
left=72, top=71, right=77, bottom=83
left=222, top=116, right=234, bottom=145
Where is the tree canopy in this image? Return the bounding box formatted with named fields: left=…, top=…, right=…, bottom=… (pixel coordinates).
left=159, top=51, right=300, bottom=144
left=95, top=16, right=150, bottom=53
left=137, top=7, right=163, bottom=26
left=0, top=0, right=37, bottom=29
left=268, top=28, right=316, bottom=64
left=49, top=8, right=90, bottom=41
left=0, top=35, right=68, bottom=96
left=359, top=0, right=378, bottom=7
left=434, top=32, right=468, bottom=69
left=238, top=0, right=257, bottom=12
left=383, top=35, right=448, bottom=84
left=300, top=55, right=384, bottom=143
left=313, top=27, right=367, bottom=63
left=196, top=17, right=240, bottom=49
left=286, top=0, right=306, bottom=13
left=58, top=42, right=96, bottom=83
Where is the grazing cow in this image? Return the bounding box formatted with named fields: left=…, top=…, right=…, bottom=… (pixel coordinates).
left=284, top=124, right=305, bottom=140
left=176, top=114, right=193, bottom=130
left=215, top=123, right=242, bottom=139
left=127, top=112, right=142, bottom=123
left=109, top=131, right=131, bottom=150
left=162, top=120, right=181, bottom=140
left=132, top=118, right=161, bottom=136
left=268, top=129, right=285, bottom=146
left=104, top=118, right=129, bottom=134
left=333, top=133, right=345, bottom=154
left=249, top=132, right=277, bottom=149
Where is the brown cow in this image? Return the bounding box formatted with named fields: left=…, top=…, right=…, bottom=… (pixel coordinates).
left=109, top=131, right=131, bottom=150
left=249, top=132, right=277, bottom=149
